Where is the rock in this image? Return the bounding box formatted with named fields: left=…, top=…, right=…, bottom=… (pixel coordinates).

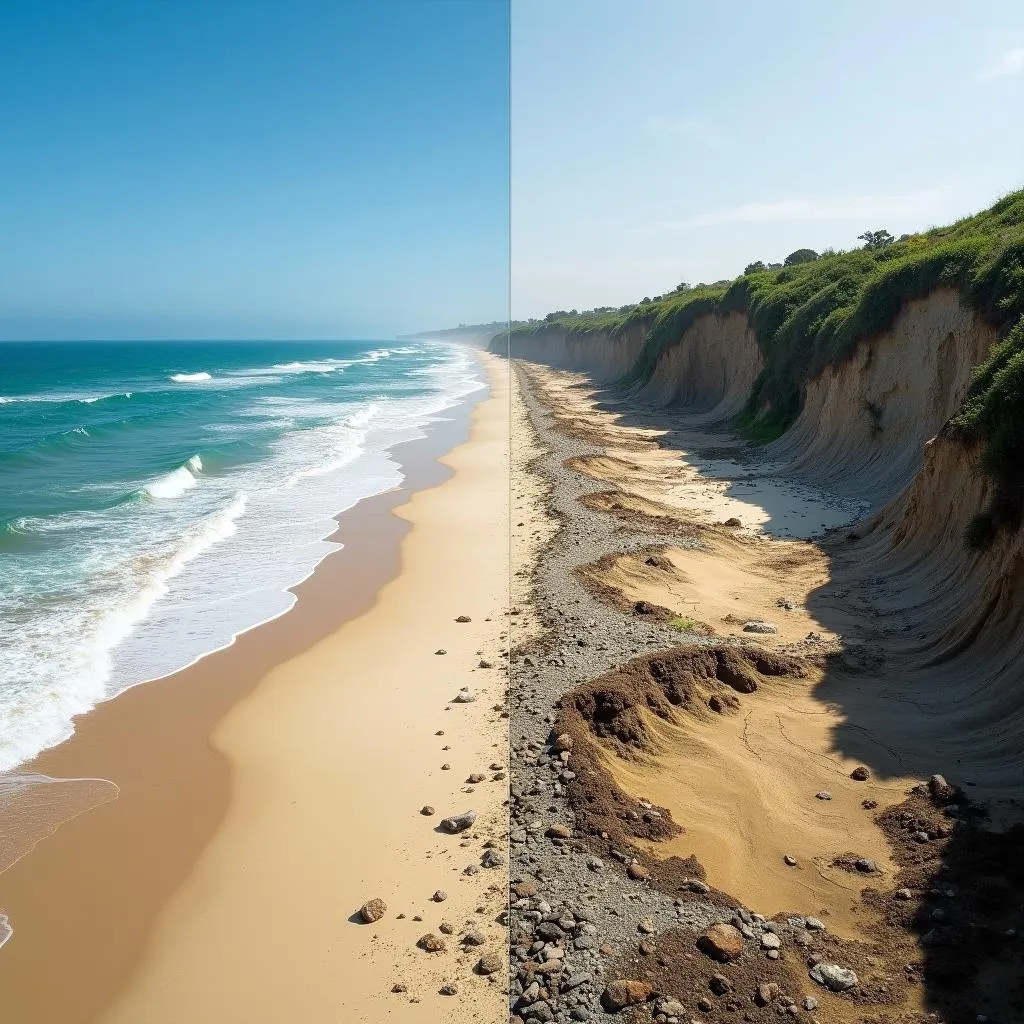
left=743, top=620, right=778, bottom=634
left=658, top=998, right=687, bottom=1016
left=420, top=805, right=435, bottom=816
left=417, top=933, right=447, bottom=952
left=481, top=849, right=506, bottom=868
left=440, top=809, right=477, bottom=833
left=441, top=763, right=451, bottom=770
left=462, top=929, right=486, bottom=946
left=438, top=920, right=454, bottom=935
left=546, top=823, right=572, bottom=840
left=627, top=861, right=650, bottom=881
left=724, top=517, right=742, bottom=527
left=476, top=952, right=502, bottom=975
left=455, top=615, right=471, bottom=623
left=466, top=772, right=486, bottom=784
left=929, top=774, right=956, bottom=802
left=894, top=888, right=913, bottom=900
left=390, top=982, right=407, bottom=993
left=761, top=932, right=781, bottom=950
left=638, top=938, right=656, bottom=955
left=431, top=890, right=447, bottom=902
left=862, top=798, right=878, bottom=809
left=601, top=980, right=653, bottom=1011
left=709, top=973, right=734, bottom=995
left=850, top=766, right=870, bottom=781
left=452, top=687, right=476, bottom=703
left=855, top=858, right=877, bottom=873
left=637, top=917, right=656, bottom=934
left=805, top=917, right=825, bottom=931
left=784, top=854, right=798, bottom=866
left=698, top=922, right=745, bottom=962
left=359, top=898, right=387, bottom=923
left=553, top=733, right=573, bottom=752
left=803, top=996, right=818, bottom=1010
left=435, top=649, right=447, bottom=655
left=478, top=659, right=493, bottom=668
left=809, top=962, right=858, bottom=991
left=756, top=982, right=780, bottom=1005
left=815, top=791, right=832, bottom=800
left=438, top=982, right=458, bottom=996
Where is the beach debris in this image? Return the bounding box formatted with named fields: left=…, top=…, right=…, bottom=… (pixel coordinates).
left=441, top=763, right=451, bottom=770
left=390, top=982, right=407, bottom=993
left=476, top=952, right=502, bottom=975
left=431, top=890, right=447, bottom=902
left=600, top=980, right=652, bottom=1011
left=439, top=920, right=454, bottom=934
left=928, top=773, right=956, bottom=802
left=481, top=849, right=506, bottom=868
left=455, top=615, right=472, bottom=623
left=742, top=620, right=778, bottom=634
left=784, top=854, right=798, bottom=866
left=851, top=765, right=870, bottom=780
left=438, top=983, right=458, bottom=996
left=462, top=929, right=486, bottom=946
left=420, top=805, right=435, bottom=816
left=466, top=772, right=486, bottom=783
left=358, top=898, right=387, bottom=924
left=698, top=922, right=745, bottom=961
left=452, top=687, right=477, bottom=703
left=440, top=809, right=477, bottom=833
left=815, top=790, right=833, bottom=800
left=417, top=933, right=447, bottom=952
left=809, top=962, right=858, bottom=991
left=434, top=649, right=447, bottom=655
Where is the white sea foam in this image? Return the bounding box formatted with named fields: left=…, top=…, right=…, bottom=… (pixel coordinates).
left=143, top=455, right=203, bottom=500
left=169, top=372, right=212, bottom=383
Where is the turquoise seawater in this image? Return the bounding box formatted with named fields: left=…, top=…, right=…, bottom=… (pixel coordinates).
left=0, top=339, right=484, bottom=770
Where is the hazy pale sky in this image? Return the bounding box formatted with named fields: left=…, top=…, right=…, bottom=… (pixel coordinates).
left=512, top=0, right=1024, bottom=319
left=0, top=0, right=509, bottom=340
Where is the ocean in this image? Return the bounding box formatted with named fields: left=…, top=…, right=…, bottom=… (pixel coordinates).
left=0, top=338, right=485, bottom=772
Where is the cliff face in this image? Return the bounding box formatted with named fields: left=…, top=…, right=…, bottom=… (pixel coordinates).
left=767, top=288, right=997, bottom=505
left=505, top=323, right=649, bottom=384
left=637, top=311, right=762, bottom=422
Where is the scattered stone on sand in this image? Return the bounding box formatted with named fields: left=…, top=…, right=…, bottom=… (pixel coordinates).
left=637, top=917, right=656, bottom=934
left=358, top=898, right=387, bottom=924
left=431, top=890, right=448, bottom=903
left=462, top=929, right=486, bottom=946
left=476, top=952, right=502, bottom=975
left=438, top=982, right=458, bottom=996
left=417, top=933, right=447, bottom=953
left=434, top=649, right=447, bottom=655
left=850, top=765, right=870, bottom=781
left=743, top=620, right=778, bottom=634
left=928, top=773, right=956, bottom=802
left=441, top=763, right=451, bottom=770
left=894, top=887, right=913, bottom=900
left=420, top=805, right=435, bottom=816
left=452, top=687, right=477, bottom=703
left=760, top=932, right=781, bottom=950
left=478, top=659, right=493, bottom=668
left=862, top=798, right=878, bottom=809
left=809, top=962, right=858, bottom=991
left=440, top=809, right=477, bottom=833
left=709, top=973, right=734, bottom=995
left=455, top=615, right=472, bottom=623
left=513, top=880, right=537, bottom=898
left=626, top=861, right=650, bottom=881
left=466, top=772, right=486, bottom=784
left=600, top=980, right=653, bottom=1011
left=546, top=823, right=572, bottom=839
left=723, top=517, right=742, bottom=527
left=481, top=849, right=506, bottom=868
left=815, top=790, right=833, bottom=800
left=698, top=922, right=745, bottom=961
left=390, top=982, right=407, bottom=993
left=784, top=854, right=798, bottom=866
left=756, top=981, right=780, bottom=1005
left=552, top=733, right=573, bottom=752
left=438, top=920, right=454, bottom=935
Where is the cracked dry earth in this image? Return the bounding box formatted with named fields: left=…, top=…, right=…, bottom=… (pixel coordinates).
left=504, top=361, right=1023, bottom=1024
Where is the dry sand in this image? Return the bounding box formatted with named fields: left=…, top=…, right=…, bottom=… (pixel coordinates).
left=0, top=353, right=510, bottom=1023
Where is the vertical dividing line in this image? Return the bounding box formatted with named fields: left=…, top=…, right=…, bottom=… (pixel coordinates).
left=505, top=0, right=513, bottom=985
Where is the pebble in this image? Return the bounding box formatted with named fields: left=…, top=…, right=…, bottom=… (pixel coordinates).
left=358, top=898, right=387, bottom=924
left=809, top=962, right=858, bottom=991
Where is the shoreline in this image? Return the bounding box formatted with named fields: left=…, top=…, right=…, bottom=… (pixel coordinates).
left=0, top=351, right=509, bottom=1023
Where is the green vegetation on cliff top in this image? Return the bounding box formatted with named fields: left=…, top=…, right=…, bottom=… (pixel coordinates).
left=509, top=190, right=1024, bottom=516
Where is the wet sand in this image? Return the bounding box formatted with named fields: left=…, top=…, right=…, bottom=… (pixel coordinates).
left=0, top=352, right=510, bottom=1023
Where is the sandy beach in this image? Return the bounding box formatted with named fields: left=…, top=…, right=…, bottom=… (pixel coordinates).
left=0, top=352, right=511, bottom=1023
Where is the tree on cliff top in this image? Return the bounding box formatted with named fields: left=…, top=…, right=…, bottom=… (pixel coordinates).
left=784, top=248, right=819, bottom=265
left=858, top=229, right=895, bottom=250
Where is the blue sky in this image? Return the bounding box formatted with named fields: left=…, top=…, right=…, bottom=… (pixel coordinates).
left=513, top=0, right=1024, bottom=318
left=0, top=0, right=510, bottom=340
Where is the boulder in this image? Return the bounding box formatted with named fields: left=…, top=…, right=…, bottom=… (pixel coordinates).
left=600, top=980, right=653, bottom=1011
left=440, top=809, right=477, bottom=833
left=358, top=898, right=387, bottom=924
left=698, top=922, right=745, bottom=962
left=809, top=962, right=858, bottom=991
